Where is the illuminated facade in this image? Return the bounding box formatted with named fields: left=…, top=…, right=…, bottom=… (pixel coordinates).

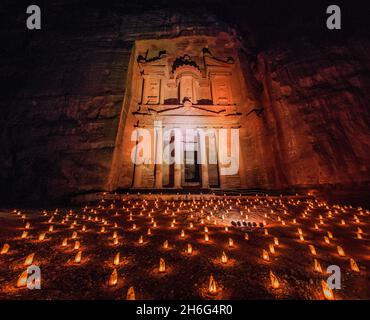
left=109, top=36, right=251, bottom=190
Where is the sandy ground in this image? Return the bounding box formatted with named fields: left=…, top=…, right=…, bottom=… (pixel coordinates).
left=0, top=194, right=369, bottom=300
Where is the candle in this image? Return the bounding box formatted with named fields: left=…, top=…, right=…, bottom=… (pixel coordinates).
left=16, top=270, right=28, bottom=288
left=269, top=244, right=275, bottom=254
left=114, top=252, right=120, bottom=266
left=159, top=258, right=166, bottom=272
left=208, top=275, right=217, bottom=294
left=221, top=251, right=228, bottom=264
left=228, top=238, right=234, bottom=248
left=24, top=253, right=35, bottom=266
left=314, top=258, right=322, bottom=273
left=350, top=258, right=360, bottom=272
left=75, top=251, right=82, bottom=263
left=270, top=271, right=280, bottom=289
left=108, top=269, right=118, bottom=286
left=309, top=244, right=317, bottom=256
left=337, top=245, right=345, bottom=257
left=321, top=280, right=334, bottom=300
left=0, top=243, right=10, bottom=254
left=187, top=243, right=193, bottom=255
left=126, top=286, right=135, bottom=300
left=163, top=240, right=168, bottom=249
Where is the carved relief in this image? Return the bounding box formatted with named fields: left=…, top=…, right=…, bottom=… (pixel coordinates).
left=137, top=48, right=236, bottom=109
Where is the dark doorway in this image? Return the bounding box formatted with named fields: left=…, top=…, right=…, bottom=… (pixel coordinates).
left=184, top=150, right=201, bottom=183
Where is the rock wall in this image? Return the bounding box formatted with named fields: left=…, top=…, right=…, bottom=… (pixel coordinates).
left=0, top=2, right=369, bottom=203
left=255, top=41, right=370, bottom=190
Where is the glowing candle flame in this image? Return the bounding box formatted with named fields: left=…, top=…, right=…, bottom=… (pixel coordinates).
left=24, top=253, right=35, bottom=266
left=204, top=234, right=209, bottom=242
left=324, top=236, right=330, bottom=244
left=244, top=233, right=249, bottom=240
left=264, top=229, right=269, bottom=236
left=16, top=270, right=28, bottom=288
left=72, top=231, right=77, bottom=239
left=114, top=252, right=120, bottom=266
left=298, top=228, right=303, bottom=235
left=228, top=238, right=234, bottom=248
left=262, top=249, right=270, bottom=261
left=309, top=244, right=317, bottom=256
left=208, top=275, right=217, bottom=294
left=21, top=231, right=28, bottom=239
left=48, top=225, right=54, bottom=232
left=126, top=286, right=135, bottom=300
left=350, top=258, right=360, bottom=272
left=321, top=280, right=334, bottom=300
left=25, top=223, right=30, bottom=229
left=274, top=237, right=279, bottom=246
left=187, top=243, right=193, bottom=255
left=204, top=226, right=208, bottom=233
left=132, top=224, right=136, bottom=230
left=314, top=258, right=322, bottom=273
left=147, top=228, right=151, bottom=235
left=327, top=231, right=333, bottom=239
left=38, top=233, right=46, bottom=241
left=163, top=240, right=168, bottom=249
left=270, top=271, right=280, bottom=289
left=1, top=243, right=10, bottom=254
left=62, top=238, right=68, bottom=247
left=180, top=230, right=185, bottom=238
left=159, top=258, right=166, bottom=272
left=139, top=235, right=143, bottom=244
left=108, top=269, right=118, bottom=287
left=337, top=245, right=345, bottom=257
left=221, top=251, right=228, bottom=264
left=269, top=244, right=275, bottom=254
left=299, top=234, right=305, bottom=241
left=74, top=241, right=80, bottom=250
left=75, top=251, right=82, bottom=263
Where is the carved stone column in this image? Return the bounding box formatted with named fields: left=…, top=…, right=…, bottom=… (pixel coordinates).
left=154, top=122, right=163, bottom=188
left=199, top=132, right=209, bottom=189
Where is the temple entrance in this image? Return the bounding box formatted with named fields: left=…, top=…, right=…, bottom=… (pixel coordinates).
left=184, top=150, right=201, bottom=185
